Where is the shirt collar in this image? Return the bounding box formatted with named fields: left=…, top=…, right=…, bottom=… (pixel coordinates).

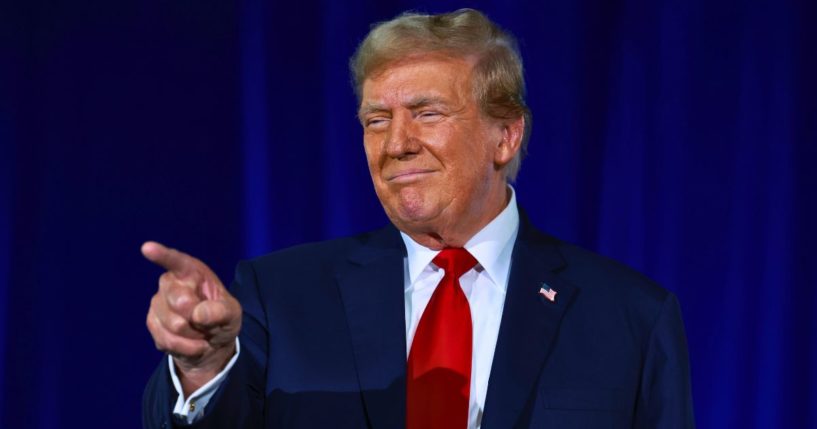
left=400, top=186, right=520, bottom=289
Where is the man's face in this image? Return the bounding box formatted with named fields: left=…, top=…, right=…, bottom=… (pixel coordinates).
left=359, top=54, right=518, bottom=247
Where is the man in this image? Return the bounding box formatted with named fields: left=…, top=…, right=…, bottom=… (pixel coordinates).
left=142, top=9, right=695, bottom=429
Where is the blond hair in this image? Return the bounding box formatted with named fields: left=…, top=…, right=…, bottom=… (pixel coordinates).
left=350, top=8, right=531, bottom=181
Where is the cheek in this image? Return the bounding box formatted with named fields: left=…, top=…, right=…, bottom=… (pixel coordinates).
left=362, top=138, right=381, bottom=168
left=453, top=134, right=493, bottom=174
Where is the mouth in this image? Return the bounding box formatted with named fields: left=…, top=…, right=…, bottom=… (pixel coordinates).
left=386, top=169, right=436, bottom=184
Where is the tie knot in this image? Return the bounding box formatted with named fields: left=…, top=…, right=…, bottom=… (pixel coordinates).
left=432, top=248, right=478, bottom=279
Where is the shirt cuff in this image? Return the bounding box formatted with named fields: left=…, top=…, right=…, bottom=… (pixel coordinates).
left=169, top=338, right=241, bottom=424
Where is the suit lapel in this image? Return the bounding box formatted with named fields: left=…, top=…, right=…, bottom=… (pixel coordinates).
left=481, top=215, right=578, bottom=429
left=335, top=226, right=407, bottom=428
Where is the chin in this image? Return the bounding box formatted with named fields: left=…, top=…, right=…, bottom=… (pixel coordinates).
left=378, top=185, right=447, bottom=228
left=388, top=198, right=427, bottom=221
left=380, top=201, right=437, bottom=233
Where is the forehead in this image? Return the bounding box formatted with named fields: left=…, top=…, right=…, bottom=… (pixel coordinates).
left=360, top=55, right=476, bottom=107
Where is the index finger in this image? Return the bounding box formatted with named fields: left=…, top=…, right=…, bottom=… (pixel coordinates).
left=141, top=241, right=197, bottom=275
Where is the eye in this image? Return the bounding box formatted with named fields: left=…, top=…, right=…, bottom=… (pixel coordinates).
left=417, top=110, right=442, bottom=122
left=365, top=117, right=390, bottom=130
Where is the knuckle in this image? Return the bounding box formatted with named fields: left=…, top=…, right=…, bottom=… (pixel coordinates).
left=146, top=312, right=162, bottom=334
left=168, top=290, right=193, bottom=311
left=167, top=315, right=187, bottom=334
left=184, top=271, right=204, bottom=288
left=145, top=312, right=155, bottom=330
left=155, top=340, right=169, bottom=352
left=147, top=317, right=167, bottom=346
left=150, top=293, right=162, bottom=310
left=149, top=295, right=169, bottom=320
left=158, top=272, right=174, bottom=290
left=150, top=327, right=169, bottom=352
left=163, top=335, right=181, bottom=353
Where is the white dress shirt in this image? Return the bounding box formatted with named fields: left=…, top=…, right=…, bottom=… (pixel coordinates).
left=171, top=189, right=520, bottom=428
left=402, top=188, right=518, bottom=429
left=168, top=339, right=240, bottom=422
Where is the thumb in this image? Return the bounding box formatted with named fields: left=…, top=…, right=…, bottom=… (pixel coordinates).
left=191, top=296, right=238, bottom=328
left=198, top=277, right=223, bottom=302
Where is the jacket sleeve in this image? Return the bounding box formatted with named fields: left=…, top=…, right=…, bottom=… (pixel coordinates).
left=634, top=292, right=696, bottom=428
left=142, top=260, right=269, bottom=429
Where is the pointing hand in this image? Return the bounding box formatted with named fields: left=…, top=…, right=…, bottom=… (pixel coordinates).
left=142, top=241, right=242, bottom=396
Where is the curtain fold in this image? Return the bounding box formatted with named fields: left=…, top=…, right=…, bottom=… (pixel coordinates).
left=2, top=0, right=814, bottom=427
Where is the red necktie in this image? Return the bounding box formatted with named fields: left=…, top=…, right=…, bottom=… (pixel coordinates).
left=407, top=248, right=477, bottom=429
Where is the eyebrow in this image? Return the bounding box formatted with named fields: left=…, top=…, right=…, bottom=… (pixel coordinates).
left=404, top=96, right=448, bottom=110
left=358, top=103, right=389, bottom=121
left=358, top=96, right=449, bottom=121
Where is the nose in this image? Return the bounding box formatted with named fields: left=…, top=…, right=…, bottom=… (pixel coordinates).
left=384, top=112, right=420, bottom=159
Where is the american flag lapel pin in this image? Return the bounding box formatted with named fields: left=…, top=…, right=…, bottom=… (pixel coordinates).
left=539, top=283, right=557, bottom=302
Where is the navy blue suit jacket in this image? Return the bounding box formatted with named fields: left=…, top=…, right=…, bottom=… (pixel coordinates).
left=143, top=211, right=695, bottom=428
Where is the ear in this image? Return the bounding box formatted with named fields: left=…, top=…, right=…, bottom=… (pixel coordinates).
left=493, top=115, right=525, bottom=167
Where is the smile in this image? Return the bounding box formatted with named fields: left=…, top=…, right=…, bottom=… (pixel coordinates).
left=386, top=169, right=436, bottom=183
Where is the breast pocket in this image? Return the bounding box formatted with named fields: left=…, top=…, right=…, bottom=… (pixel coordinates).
left=540, top=387, right=631, bottom=411
left=531, top=388, right=633, bottom=429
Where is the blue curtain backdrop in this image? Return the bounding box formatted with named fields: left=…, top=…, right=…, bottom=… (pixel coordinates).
left=1, top=0, right=815, bottom=427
